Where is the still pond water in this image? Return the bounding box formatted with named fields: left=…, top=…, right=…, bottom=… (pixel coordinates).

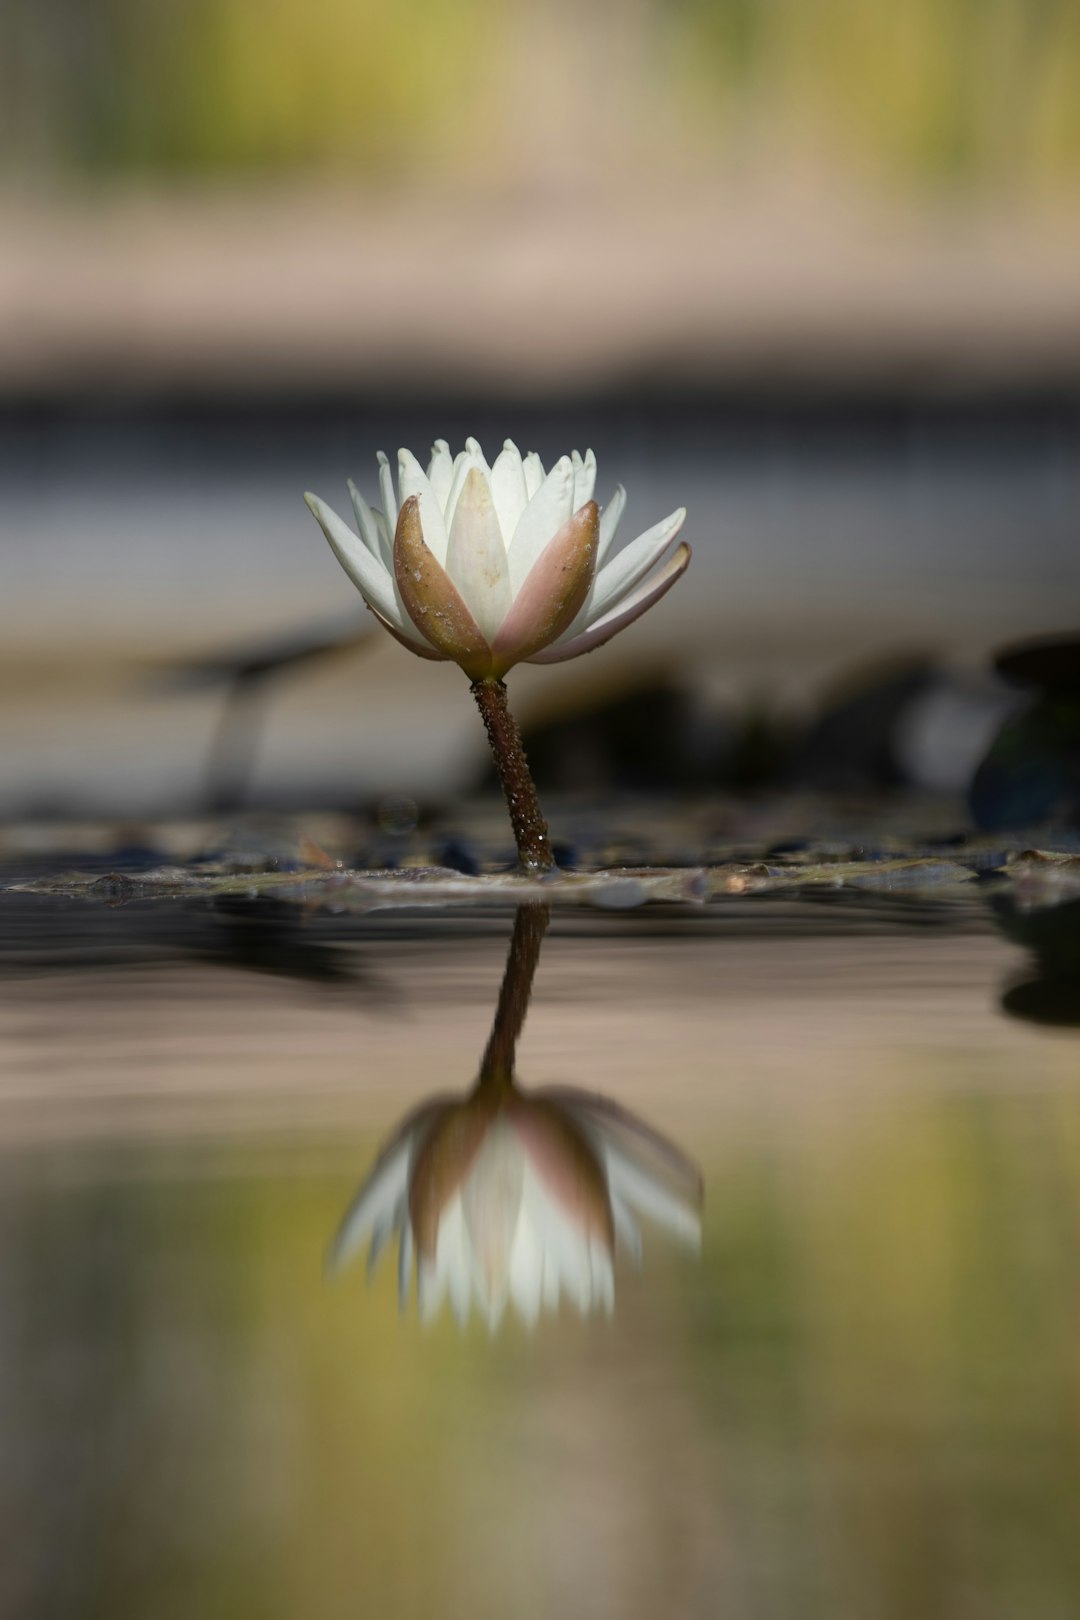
left=2, top=892, right=1079, bottom=1619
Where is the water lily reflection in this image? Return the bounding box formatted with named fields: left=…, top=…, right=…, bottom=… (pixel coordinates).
left=330, top=906, right=702, bottom=1328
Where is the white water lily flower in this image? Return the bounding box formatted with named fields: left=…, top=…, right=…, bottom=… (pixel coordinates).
left=329, top=1083, right=702, bottom=1331
left=304, top=438, right=690, bottom=680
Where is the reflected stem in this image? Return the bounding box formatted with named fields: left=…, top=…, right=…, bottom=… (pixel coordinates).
left=478, top=903, right=551, bottom=1086
left=471, top=677, right=556, bottom=871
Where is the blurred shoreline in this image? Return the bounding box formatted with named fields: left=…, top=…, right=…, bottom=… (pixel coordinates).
left=1, top=385, right=1076, bottom=817
left=4, top=182, right=1080, bottom=399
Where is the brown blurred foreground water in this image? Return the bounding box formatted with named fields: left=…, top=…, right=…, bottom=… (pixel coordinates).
left=2, top=883, right=1080, bottom=1619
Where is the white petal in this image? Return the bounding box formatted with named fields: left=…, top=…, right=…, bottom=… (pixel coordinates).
left=368, top=509, right=416, bottom=629
left=347, top=480, right=393, bottom=570
left=450, top=1276, right=470, bottom=1328
left=590, top=1241, right=615, bottom=1315
left=445, top=467, right=512, bottom=642
left=327, top=1139, right=411, bottom=1273
left=556, top=1090, right=704, bottom=1192
left=583, top=507, right=686, bottom=626
left=450, top=437, right=492, bottom=524
left=572, top=448, right=597, bottom=511
left=490, top=439, right=529, bottom=547
left=505, top=455, right=574, bottom=596
left=604, top=1141, right=701, bottom=1250
left=566, top=1244, right=592, bottom=1313
left=437, top=1202, right=472, bottom=1328
left=397, top=448, right=450, bottom=565
left=377, top=451, right=398, bottom=532
left=611, top=1195, right=643, bottom=1265
left=373, top=509, right=393, bottom=554
left=542, top=1254, right=560, bottom=1312
left=463, top=1121, right=525, bottom=1300
left=522, top=451, right=545, bottom=499
left=305, top=493, right=403, bottom=629
left=418, top=1259, right=447, bottom=1325
left=524, top=1169, right=592, bottom=1313
left=444, top=441, right=488, bottom=535
left=398, top=1221, right=414, bottom=1310
left=508, top=1217, right=543, bottom=1328
left=366, top=1206, right=400, bottom=1279
left=326, top=1099, right=450, bottom=1275
left=427, top=439, right=454, bottom=513
left=306, top=493, right=447, bottom=656
left=597, top=484, right=626, bottom=567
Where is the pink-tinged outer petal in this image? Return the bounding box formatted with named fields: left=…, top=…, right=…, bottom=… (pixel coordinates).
left=490, top=501, right=599, bottom=672
left=544, top=1087, right=704, bottom=1201
left=506, top=455, right=574, bottom=594
left=506, top=1096, right=615, bottom=1250
left=409, top=1095, right=499, bottom=1262
left=366, top=602, right=448, bottom=661
left=327, top=1096, right=452, bottom=1273
left=393, top=495, right=492, bottom=676
left=526, top=541, right=691, bottom=664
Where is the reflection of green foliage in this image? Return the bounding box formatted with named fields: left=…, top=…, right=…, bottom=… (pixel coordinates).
left=687, top=1085, right=1080, bottom=1615
left=10, top=1141, right=487, bottom=1617
left=12, top=1068, right=1080, bottom=1614
left=687, top=0, right=770, bottom=82
left=688, top=1161, right=806, bottom=1420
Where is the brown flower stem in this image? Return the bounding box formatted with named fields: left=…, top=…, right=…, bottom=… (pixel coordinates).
left=479, top=903, right=551, bottom=1085
left=470, top=677, right=555, bottom=872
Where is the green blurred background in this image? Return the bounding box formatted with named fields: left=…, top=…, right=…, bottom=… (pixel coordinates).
left=6, top=0, right=1080, bottom=189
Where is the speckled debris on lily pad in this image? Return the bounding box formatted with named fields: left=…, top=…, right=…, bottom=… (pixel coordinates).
left=6, top=824, right=1080, bottom=912
left=706, top=857, right=979, bottom=895
left=6, top=863, right=708, bottom=912
left=0, top=853, right=1045, bottom=911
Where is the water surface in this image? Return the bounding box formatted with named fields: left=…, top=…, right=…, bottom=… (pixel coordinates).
left=2, top=897, right=1079, bottom=1619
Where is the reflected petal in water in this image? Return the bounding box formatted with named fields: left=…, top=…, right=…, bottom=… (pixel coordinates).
left=329, top=905, right=702, bottom=1329
left=330, top=1078, right=701, bottom=1330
